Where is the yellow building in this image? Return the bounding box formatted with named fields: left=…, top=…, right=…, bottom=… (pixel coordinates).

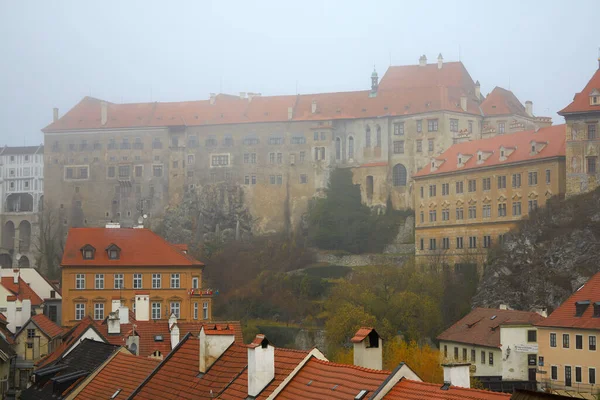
left=60, top=227, right=212, bottom=327
left=413, top=125, right=566, bottom=267
left=535, top=271, right=600, bottom=396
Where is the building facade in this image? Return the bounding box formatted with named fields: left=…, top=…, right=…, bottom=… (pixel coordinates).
left=60, top=227, right=212, bottom=327
left=413, top=125, right=566, bottom=267
left=559, top=58, right=600, bottom=197
left=42, top=56, right=546, bottom=233
left=0, top=145, right=44, bottom=269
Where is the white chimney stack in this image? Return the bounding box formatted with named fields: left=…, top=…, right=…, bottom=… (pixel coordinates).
left=239, top=92, right=246, bottom=99
left=118, top=306, right=129, bottom=324
left=53, top=108, right=59, bottom=122
left=112, top=299, right=121, bottom=313
left=134, top=294, right=150, bottom=322
left=168, top=313, right=177, bottom=330
left=170, top=323, right=180, bottom=349
left=525, top=101, right=533, bottom=117
left=12, top=269, right=18, bottom=284
left=21, top=299, right=31, bottom=328
left=6, top=299, right=16, bottom=333
left=311, top=100, right=317, bottom=114
left=105, top=222, right=120, bottom=229
left=351, top=328, right=383, bottom=370
left=442, top=363, right=471, bottom=389
left=419, top=55, right=427, bottom=67
left=437, top=53, right=444, bottom=69
left=198, top=326, right=235, bottom=373
left=475, top=81, right=481, bottom=100
left=107, top=311, right=120, bottom=334
left=209, top=93, right=216, bottom=105
left=247, top=335, right=275, bottom=397
left=287, top=107, right=293, bottom=120
left=460, top=96, right=468, bottom=112
left=101, top=101, right=108, bottom=126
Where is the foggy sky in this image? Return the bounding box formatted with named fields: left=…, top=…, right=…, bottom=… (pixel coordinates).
left=1, top=0, right=599, bottom=146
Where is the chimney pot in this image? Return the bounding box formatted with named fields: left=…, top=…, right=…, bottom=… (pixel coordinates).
left=53, top=108, right=59, bottom=122
left=352, top=328, right=383, bottom=370
left=442, top=363, right=471, bottom=388
left=101, top=101, right=108, bottom=126
left=287, top=107, right=293, bottom=120
left=247, top=335, right=275, bottom=397
left=199, top=326, right=235, bottom=373
left=419, top=55, right=427, bottom=67
left=311, top=100, right=317, bottom=114
left=134, top=294, right=149, bottom=322
left=107, top=312, right=120, bottom=334
left=437, top=53, right=443, bottom=69
left=525, top=100, right=533, bottom=117
left=209, top=93, right=216, bottom=105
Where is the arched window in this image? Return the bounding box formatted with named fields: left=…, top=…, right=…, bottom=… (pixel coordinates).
left=335, top=137, right=341, bottom=160
left=348, top=136, right=354, bottom=159
left=376, top=125, right=382, bottom=148
left=365, top=126, right=371, bottom=147
left=393, top=164, right=407, bottom=187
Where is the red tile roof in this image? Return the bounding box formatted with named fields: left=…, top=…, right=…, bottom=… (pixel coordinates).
left=350, top=327, right=376, bottom=343
left=414, top=124, right=566, bottom=178
left=61, top=228, right=203, bottom=267
left=275, top=357, right=390, bottom=400
left=1, top=276, right=43, bottom=306
left=383, top=378, right=510, bottom=399
left=30, top=314, right=63, bottom=339
left=378, top=62, right=476, bottom=92
left=74, top=351, right=159, bottom=400
left=437, top=308, right=545, bottom=348
left=536, top=271, right=600, bottom=330
left=559, top=67, right=600, bottom=115
left=480, top=87, right=529, bottom=117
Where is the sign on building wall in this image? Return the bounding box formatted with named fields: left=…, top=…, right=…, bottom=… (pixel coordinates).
left=514, top=344, right=538, bottom=353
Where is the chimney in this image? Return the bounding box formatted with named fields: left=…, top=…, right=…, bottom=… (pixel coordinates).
left=170, top=323, right=180, bottom=349
left=209, top=93, right=216, bottom=105
left=168, top=313, right=177, bottom=330
left=419, top=55, right=427, bottom=67
left=101, top=101, right=108, bottom=126
left=525, top=101, right=533, bottom=117
left=533, top=308, right=548, bottom=318
left=475, top=81, right=481, bottom=100
left=5, top=298, right=16, bottom=333
left=107, top=311, right=120, bottom=334
left=287, top=107, right=293, bottom=120
left=311, top=100, right=317, bottom=114
left=499, top=304, right=511, bottom=310
left=351, top=328, right=383, bottom=370
left=199, top=326, right=235, bottom=373
left=239, top=92, right=246, bottom=99
left=134, top=294, right=150, bottom=322
left=460, top=96, right=467, bottom=112
left=53, top=108, right=59, bottom=122
left=442, top=363, right=471, bottom=388
left=21, top=299, right=31, bottom=328
left=437, top=53, right=443, bottom=69
left=247, top=335, right=275, bottom=397
left=118, top=306, right=129, bottom=324
left=126, top=335, right=140, bottom=355
left=112, top=299, right=121, bottom=313
left=12, top=269, right=18, bottom=284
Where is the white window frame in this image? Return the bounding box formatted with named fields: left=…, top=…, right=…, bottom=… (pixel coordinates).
left=76, top=274, right=85, bottom=290
left=151, top=302, right=161, bottom=320
left=170, top=273, right=180, bottom=289
left=114, top=274, right=124, bottom=289
left=75, top=303, right=85, bottom=320
left=170, top=302, right=180, bottom=319
left=192, top=277, right=199, bottom=289
left=94, top=303, right=104, bottom=320
left=203, top=302, right=209, bottom=320
left=194, top=302, right=198, bottom=320
left=133, top=273, right=143, bottom=289
left=95, top=274, right=104, bottom=289
left=152, top=274, right=161, bottom=289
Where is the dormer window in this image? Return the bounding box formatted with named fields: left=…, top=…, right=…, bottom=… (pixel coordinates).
left=531, top=144, right=535, bottom=153
left=106, top=244, right=121, bottom=260
left=478, top=154, right=482, bottom=161
left=590, top=89, right=600, bottom=106
left=501, top=150, right=505, bottom=158
left=458, top=157, right=462, bottom=164
left=575, top=300, right=590, bottom=317
left=81, top=245, right=96, bottom=260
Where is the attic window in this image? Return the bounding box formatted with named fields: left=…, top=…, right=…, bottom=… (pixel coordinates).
left=531, top=144, right=535, bottom=153
left=594, top=302, right=600, bottom=318
left=501, top=150, right=505, bottom=157
left=575, top=300, right=591, bottom=317
left=458, top=157, right=462, bottom=164
left=478, top=154, right=482, bottom=161
left=441, top=382, right=451, bottom=391
left=81, top=245, right=96, bottom=260
left=106, top=244, right=121, bottom=260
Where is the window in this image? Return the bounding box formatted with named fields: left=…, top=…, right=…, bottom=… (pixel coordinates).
left=152, top=303, right=161, bottom=320
left=456, top=237, right=463, bottom=249
left=268, top=136, right=284, bottom=145
left=528, top=200, right=538, bottom=212
left=428, top=119, right=438, bottom=132
left=365, top=126, right=371, bottom=147
left=65, top=167, right=74, bottom=179
left=205, top=137, right=217, bottom=147
left=393, top=141, right=404, bottom=154
left=244, top=176, right=250, bottom=185
left=94, top=303, right=104, bottom=320
left=468, top=120, right=473, bottom=133
left=442, top=209, right=449, bottom=221
left=590, top=368, right=596, bottom=385
left=587, top=156, right=597, bottom=174
left=565, top=366, right=572, bottom=387
left=300, top=174, right=308, bottom=184
left=512, top=173, right=522, bottom=188
left=468, top=179, right=476, bottom=192
left=152, top=274, right=161, bottom=289
left=444, top=345, right=448, bottom=358
left=481, top=351, right=485, bottom=364
left=462, top=348, right=467, bottom=361
left=211, top=155, right=229, bottom=166
left=498, top=203, right=507, bottom=217
left=429, top=238, right=436, bottom=250
left=152, top=138, right=162, bottom=149
left=550, top=333, right=557, bottom=347
left=588, top=124, right=596, bottom=140
left=121, top=138, right=131, bottom=150
left=27, top=328, right=35, bottom=339
left=551, top=366, right=558, bottom=380
left=314, top=147, right=326, bottom=161
left=393, top=122, right=405, bottom=136
left=442, top=183, right=449, bottom=196
left=456, top=208, right=464, bottom=220
left=416, top=120, right=422, bottom=133
left=499, top=122, right=505, bottom=134
left=563, top=333, right=570, bottom=348
left=545, top=169, right=551, bottom=184
left=420, top=186, right=424, bottom=199
left=299, top=151, right=305, bottom=163
left=223, top=136, right=233, bottom=146
left=528, top=171, right=538, bottom=186
left=194, top=302, right=198, bottom=319
left=429, top=185, right=436, bottom=197
left=114, top=274, right=124, bottom=289
left=590, top=335, right=597, bottom=351
left=118, top=165, right=130, bottom=179
left=512, top=202, right=522, bottom=216
left=575, top=334, right=583, bottom=349
left=291, top=136, right=305, bottom=145
left=482, top=177, right=491, bottom=191
left=576, top=367, right=582, bottom=383
left=133, top=274, right=142, bottom=289
left=76, top=274, right=86, bottom=289
left=170, top=273, right=180, bottom=289
left=416, top=140, right=422, bottom=153
left=468, top=206, right=476, bottom=219
left=483, top=205, right=491, bottom=218
left=450, top=119, right=458, bottom=132
left=489, top=352, right=494, bottom=365
left=429, top=210, right=437, bottom=222
left=203, top=302, right=209, bottom=319
left=276, top=175, right=283, bottom=185
left=269, top=175, right=276, bottom=185
left=269, top=153, right=275, bottom=164
left=456, top=181, right=463, bottom=194
left=95, top=274, right=104, bottom=289
left=419, top=238, right=424, bottom=250
left=442, top=237, right=450, bottom=249
left=392, top=164, right=407, bottom=187
left=251, top=175, right=257, bottom=185
left=321, top=132, right=326, bottom=141
left=187, top=135, right=198, bottom=148
left=469, top=236, right=477, bottom=248
left=428, top=139, right=434, bottom=152
left=108, top=247, right=119, bottom=260
left=420, top=212, right=424, bottom=223
left=135, top=165, right=143, bottom=178
left=153, top=165, right=163, bottom=177
left=170, top=302, right=180, bottom=319
left=243, top=137, right=259, bottom=146
left=527, top=330, right=537, bottom=342
left=76, top=304, right=85, bottom=320
left=376, top=126, right=382, bottom=147
left=498, top=175, right=506, bottom=189
left=454, top=347, right=459, bottom=360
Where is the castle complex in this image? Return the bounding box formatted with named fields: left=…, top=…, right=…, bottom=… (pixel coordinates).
left=42, top=55, right=549, bottom=233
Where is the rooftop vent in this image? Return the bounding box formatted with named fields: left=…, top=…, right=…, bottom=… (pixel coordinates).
left=490, top=315, right=497, bottom=320
left=441, top=382, right=451, bottom=391
left=355, top=390, right=369, bottom=400
left=332, top=384, right=339, bottom=390
left=154, top=335, right=164, bottom=342
left=307, top=380, right=313, bottom=386
left=111, top=389, right=122, bottom=399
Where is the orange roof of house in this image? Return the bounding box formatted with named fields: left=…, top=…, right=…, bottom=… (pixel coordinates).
left=350, top=327, right=376, bottom=343
left=559, top=66, right=600, bottom=115
left=378, top=61, right=476, bottom=92
left=383, top=378, right=510, bottom=399
left=536, top=271, right=600, bottom=330
left=413, top=124, right=566, bottom=178
left=275, top=357, right=390, bottom=400
left=480, top=87, right=529, bottom=117
left=74, top=352, right=159, bottom=400
left=437, top=308, right=545, bottom=348
left=61, top=228, right=203, bottom=267
left=29, top=314, right=63, bottom=339
left=1, top=276, right=43, bottom=306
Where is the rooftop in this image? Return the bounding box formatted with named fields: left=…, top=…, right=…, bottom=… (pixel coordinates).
left=383, top=378, right=510, bottom=399
left=26, top=314, right=63, bottom=339
left=1, top=276, right=44, bottom=306
left=559, top=65, right=600, bottom=115
left=480, top=86, right=529, bottom=117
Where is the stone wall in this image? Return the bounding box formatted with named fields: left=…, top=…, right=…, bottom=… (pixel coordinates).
left=314, top=250, right=411, bottom=267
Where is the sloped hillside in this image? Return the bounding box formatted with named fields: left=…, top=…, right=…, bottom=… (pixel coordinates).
left=472, top=188, right=600, bottom=312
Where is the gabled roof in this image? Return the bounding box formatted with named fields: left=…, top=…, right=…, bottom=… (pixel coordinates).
left=559, top=67, right=600, bottom=115
left=22, top=314, right=63, bottom=339
left=480, top=87, right=529, bottom=117
left=378, top=61, right=477, bottom=93
left=382, top=378, right=510, bottom=399
left=0, top=145, right=44, bottom=155
left=437, top=308, right=545, bottom=348
left=536, top=271, right=600, bottom=330
left=1, top=276, right=44, bottom=306
left=275, top=356, right=390, bottom=400
left=61, top=228, right=203, bottom=267
left=72, top=351, right=159, bottom=400
left=350, top=327, right=377, bottom=343
left=414, top=124, right=566, bottom=178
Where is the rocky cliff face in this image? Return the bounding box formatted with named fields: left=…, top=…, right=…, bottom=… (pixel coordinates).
left=472, top=188, right=600, bottom=312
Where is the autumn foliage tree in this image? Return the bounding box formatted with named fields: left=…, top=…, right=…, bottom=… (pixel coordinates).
left=384, top=338, right=443, bottom=383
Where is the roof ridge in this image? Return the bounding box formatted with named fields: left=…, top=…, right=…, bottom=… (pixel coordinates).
left=402, top=378, right=509, bottom=396
left=310, top=357, right=390, bottom=374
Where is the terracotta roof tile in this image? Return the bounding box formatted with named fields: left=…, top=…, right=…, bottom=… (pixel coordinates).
left=350, top=327, right=376, bottom=343
left=536, top=271, right=600, bottom=330
left=1, top=276, right=43, bottom=306
left=436, top=308, right=545, bottom=348
left=275, top=357, right=389, bottom=400
left=559, top=67, right=600, bottom=114
left=383, top=378, right=510, bottom=399
left=74, top=352, right=159, bottom=400
left=61, top=228, right=203, bottom=267
left=480, top=87, right=529, bottom=117
left=30, top=314, right=63, bottom=339
left=414, top=124, right=566, bottom=178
